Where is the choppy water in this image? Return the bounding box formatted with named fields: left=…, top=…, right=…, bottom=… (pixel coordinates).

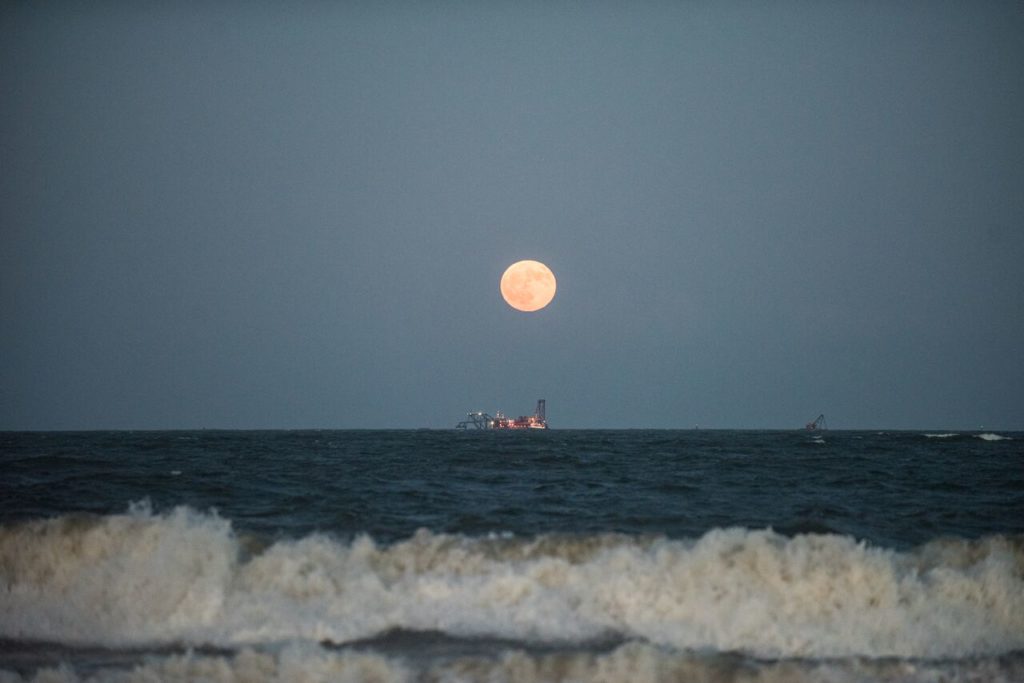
left=1, top=429, right=1022, bottom=682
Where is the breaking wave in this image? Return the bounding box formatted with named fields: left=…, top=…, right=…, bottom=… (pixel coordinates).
left=2, top=504, right=1022, bottom=660
left=922, top=432, right=1015, bottom=441
left=978, top=433, right=1012, bottom=441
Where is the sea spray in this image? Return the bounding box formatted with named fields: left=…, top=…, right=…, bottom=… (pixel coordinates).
left=0, top=503, right=236, bottom=644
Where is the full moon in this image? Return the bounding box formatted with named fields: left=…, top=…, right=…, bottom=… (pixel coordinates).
left=500, top=260, right=557, bottom=312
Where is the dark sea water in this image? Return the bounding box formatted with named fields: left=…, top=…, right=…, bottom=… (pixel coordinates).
left=1, top=429, right=1022, bottom=682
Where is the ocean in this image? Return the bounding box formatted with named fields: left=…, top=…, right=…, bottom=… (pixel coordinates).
left=1, top=429, right=1022, bottom=682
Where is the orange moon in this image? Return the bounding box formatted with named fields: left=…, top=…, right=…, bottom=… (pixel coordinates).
left=500, top=260, right=557, bottom=312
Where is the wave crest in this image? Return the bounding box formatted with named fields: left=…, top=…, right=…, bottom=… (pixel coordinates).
left=1, top=506, right=1022, bottom=659
left=978, top=433, right=1012, bottom=441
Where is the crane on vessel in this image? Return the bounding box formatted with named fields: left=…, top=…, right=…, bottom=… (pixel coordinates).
left=456, top=399, right=547, bottom=429
left=804, top=414, right=827, bottom=431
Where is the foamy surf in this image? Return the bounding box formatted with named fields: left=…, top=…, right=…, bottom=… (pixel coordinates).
left=2, top=505, right=1022, bottom=662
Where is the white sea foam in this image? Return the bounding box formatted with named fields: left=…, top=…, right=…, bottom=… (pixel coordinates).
left=924, top=433, right=959, bottom=438
left=2, top=505, right=1023, bottom=659
left=977, top=433, right=1011, bottom=441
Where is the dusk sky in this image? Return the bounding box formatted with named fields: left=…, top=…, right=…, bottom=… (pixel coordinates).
left=2, top=3, right=1022, bottom=430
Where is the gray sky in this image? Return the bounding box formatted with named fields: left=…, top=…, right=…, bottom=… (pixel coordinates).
left=2, top=2, right=1022, bottom=430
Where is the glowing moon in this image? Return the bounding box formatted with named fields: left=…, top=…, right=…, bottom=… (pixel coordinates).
left=500, top=260, right=557, bottom=312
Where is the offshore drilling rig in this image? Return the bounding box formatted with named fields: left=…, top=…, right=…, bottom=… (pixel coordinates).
left=456, top=399, right=547, bottom=430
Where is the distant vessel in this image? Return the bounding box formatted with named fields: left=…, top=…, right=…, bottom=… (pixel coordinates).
left=456, top=399, right=548, bottom=430
left=805, top=414, right=827, bottom=431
